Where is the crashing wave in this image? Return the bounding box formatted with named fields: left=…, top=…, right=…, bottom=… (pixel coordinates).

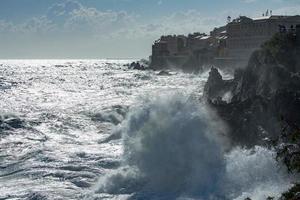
left=93, top=93, right=294, bottom=199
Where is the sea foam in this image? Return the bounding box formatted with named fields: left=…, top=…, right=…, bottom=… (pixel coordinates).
left=94, top=93, right=294, bottom=200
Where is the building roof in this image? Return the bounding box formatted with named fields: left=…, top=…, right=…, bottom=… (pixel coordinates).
left=230, top=15, right=299, bottom=24
left=252, top=15, right=272, bottom=21
left=154, top=39, right=168, bottom=44
left=200, top=36, right=211, bottom=40
left=252, top=15, right=296, bottom=21
left=217, top=35, right=228, bottom=40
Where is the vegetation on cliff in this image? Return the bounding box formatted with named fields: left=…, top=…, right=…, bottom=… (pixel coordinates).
left=204, top=31, right=300, bottom=146
left=204, top=32, right=300, bottom=199
left=261, top=32, right=299, bottom=72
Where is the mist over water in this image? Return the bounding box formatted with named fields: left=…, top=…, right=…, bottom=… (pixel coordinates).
left=0, top=60, right=295, bottom=200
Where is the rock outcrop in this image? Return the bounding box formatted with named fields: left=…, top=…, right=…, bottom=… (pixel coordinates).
left=204, top=32, right=300, bottom=146
left=203, top=67, right=237, bottom=103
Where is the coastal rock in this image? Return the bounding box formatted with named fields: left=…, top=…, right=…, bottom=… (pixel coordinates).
left=204, top=67, right=236, bottom=103
left=128, top=60, right=149, bottom=70
left=157, top=70, right=171, bottom=76
left=204, top=33, right=300, bottom=146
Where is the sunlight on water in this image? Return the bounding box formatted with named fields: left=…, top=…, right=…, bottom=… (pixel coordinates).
left=0, top=60, right=293, bottom=200
left=0, top=60, right=208, bottom=199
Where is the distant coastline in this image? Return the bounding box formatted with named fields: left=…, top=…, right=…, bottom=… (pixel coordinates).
left=149, top=14, right=300, bottom=72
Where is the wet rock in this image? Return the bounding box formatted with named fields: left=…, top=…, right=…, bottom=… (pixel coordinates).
left=129, top=61, right=147, bottom=70
left=280, top=184, right=300, bottom=200
left=204, top=67, right=236, bottom=103
left=157, top=70, right=171, bottom=76
left=203, top=33, right=300, bottom=146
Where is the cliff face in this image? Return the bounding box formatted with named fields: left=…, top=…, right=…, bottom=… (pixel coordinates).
left=204, top=33, right=300, bottom=146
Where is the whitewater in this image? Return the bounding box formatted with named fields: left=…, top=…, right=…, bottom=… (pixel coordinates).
left=0, top=60, right=295, bottom=200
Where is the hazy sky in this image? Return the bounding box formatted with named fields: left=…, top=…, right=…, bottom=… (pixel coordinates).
left=0, top=0, right=299, bottom=59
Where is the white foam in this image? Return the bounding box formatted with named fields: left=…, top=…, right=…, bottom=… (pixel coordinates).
left=94, top=93, right=295, bottom=200
left=226, top=146, right=294, bottom=200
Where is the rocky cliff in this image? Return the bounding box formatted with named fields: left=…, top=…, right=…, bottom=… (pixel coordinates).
left=204, top=32, right=300, bottom=146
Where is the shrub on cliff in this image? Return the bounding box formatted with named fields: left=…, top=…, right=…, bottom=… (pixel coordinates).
left=234, top=31, right=300, bottom=101
left=261, top=32, right=299, bottom=72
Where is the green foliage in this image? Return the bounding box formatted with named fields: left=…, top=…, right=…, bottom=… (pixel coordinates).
left=262, top=33, right=296, bottom=56
left=261, top=33, right=298, bottom=71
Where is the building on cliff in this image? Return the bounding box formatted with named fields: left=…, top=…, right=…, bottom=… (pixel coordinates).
left=150, top=32, right=222, bottom=71
left=150, top=14, right=300, bottom=70
left=150, top=35, right=191, bottom=70
left=221, top=15, right=300, bottom=64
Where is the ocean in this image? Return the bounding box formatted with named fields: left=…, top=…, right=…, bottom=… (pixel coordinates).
left=0, top=60, right=294, bottom=200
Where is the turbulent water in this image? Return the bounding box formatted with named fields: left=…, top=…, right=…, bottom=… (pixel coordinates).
left=0, top=60, right=295, bottom=200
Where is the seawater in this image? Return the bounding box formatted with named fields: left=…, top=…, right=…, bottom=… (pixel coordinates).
left=0, top=60, right=294, bottom=200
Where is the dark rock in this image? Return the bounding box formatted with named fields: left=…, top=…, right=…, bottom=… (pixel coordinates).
left=129, top=61, right=147, bottom=70
left=203, top=33, right=300, bottom=146
left=204, top=67, right=236, bottom=103
left=157, top=70, right=171, bottom=76
left=280, top=184, right=300, bottom=200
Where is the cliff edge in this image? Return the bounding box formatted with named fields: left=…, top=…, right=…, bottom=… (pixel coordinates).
left=204, top=32, right=300, bottom=146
